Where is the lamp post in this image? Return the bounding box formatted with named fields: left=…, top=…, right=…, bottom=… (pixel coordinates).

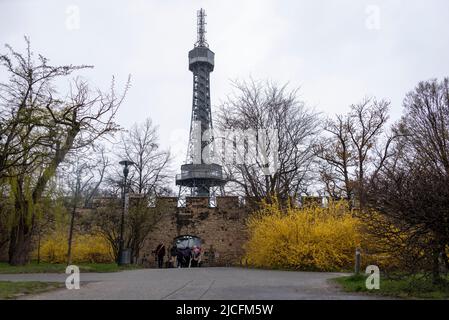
left=117, top=160, right=135, bottom=265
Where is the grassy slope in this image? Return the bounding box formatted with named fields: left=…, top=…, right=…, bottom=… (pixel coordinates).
left=0, top=281, right=62, bottom=299
left=0, top=262, right=142, bottom=274
left=334, top=274, right=449, bottom=300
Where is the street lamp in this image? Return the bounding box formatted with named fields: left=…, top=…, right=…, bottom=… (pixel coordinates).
left=117, top=160, right=135, bottom=265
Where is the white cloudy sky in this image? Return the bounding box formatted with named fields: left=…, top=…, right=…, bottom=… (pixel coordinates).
left=1, top=0, right=449, bottom=176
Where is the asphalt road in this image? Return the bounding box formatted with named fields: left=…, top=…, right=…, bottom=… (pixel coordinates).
left=0, top=267, right=380, bottom=300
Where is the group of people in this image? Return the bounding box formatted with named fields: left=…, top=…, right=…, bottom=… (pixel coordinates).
left=154, top=243, right=202, bottom=268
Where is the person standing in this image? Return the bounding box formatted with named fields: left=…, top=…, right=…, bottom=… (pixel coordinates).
left=184, top=246, right=192, bottom=268
left=169, top=244, right=178, bottom=268
left=176, top=246, right=184, bottom=268
left=179, top=246, right=191, bottom=268
left=191, top=246, right=202, bottom=267
left=155, top=243, right=166, bottom=268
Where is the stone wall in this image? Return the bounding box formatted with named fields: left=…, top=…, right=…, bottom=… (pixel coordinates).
left=143, top=196, right=250, bottom=267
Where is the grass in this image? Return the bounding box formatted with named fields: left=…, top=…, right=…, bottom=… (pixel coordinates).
left=0, top=262, right=142, bottom=274
left=0, top=281, right=63, bottom=299
left=333, top=273, right=449, bottom=299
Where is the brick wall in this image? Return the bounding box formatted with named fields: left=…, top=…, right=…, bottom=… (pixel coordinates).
left=144, top=196, right=250, bottom=267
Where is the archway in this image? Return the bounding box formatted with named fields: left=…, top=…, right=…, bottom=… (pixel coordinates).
left=173, top=235, right=203, bottom=249
left=173, top=235, right=203, bottom=268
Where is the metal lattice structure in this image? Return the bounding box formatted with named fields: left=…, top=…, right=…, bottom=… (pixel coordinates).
left=176, top=8, right=227, bottom=199
left=195, top=8, right=208, bottom=48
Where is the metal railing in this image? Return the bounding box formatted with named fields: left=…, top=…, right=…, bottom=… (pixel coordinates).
left=176, top=170, right=225, bottom=181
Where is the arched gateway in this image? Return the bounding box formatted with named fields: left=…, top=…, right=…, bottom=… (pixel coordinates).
left=174, top=235, right=203, bottom=249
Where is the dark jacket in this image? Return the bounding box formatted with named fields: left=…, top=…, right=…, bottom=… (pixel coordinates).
left=156, top=244, right=166, bottom=258
left=170, top=246, right=177, bottom=257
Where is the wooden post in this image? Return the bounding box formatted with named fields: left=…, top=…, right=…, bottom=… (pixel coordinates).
left=355, top=248, right=361, bottom=275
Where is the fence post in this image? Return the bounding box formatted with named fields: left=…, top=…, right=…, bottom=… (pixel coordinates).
left=355, top=248, right=361, bottom=275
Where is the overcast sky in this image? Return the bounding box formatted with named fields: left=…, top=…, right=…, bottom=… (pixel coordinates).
left=1, top=0, right=449, bottom=177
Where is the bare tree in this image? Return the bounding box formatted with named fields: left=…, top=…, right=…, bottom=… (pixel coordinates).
left=217, top=79, right=321, bottom=203
left=0, top=38, right=129, bottom=265
left=89, top=181, right=166, bottom=264
left=367, top=154, right=449, bottom=283
left=314, top=115, right=355, bottom=201
left=90, top=118, right=171, bottom=263
left=348, top=98, right=390, bottom=207
left=401, top=78, right=449, bottom=176
left=315, top=98, right=393, bottom=207
left=366, top=78, right=449, bottom=283
left=58, top=145, right=110, bottom=265
left=118, top=118, right=172, bottom=196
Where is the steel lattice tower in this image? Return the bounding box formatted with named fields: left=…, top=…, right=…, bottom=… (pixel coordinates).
left=176, top=8, right=227, bottom=198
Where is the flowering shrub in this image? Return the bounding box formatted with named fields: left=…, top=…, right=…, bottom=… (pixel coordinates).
left=35, top=231, right=114, bottom=264
left=244, top=200, right=362, bottom=271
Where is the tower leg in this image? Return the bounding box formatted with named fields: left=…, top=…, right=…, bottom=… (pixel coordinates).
left=220, top=185, right=225, bottom=197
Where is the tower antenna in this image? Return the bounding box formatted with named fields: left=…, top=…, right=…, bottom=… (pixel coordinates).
left=195, top=8, right=208, bottom=47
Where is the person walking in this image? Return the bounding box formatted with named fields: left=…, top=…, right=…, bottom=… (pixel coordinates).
left=169, top=244, right=178, bottom=268
left=185, top=246, right=192, bottom=268
left=179, top=246, right=191, bottom=268
left=191, top=246, right=202, bottom=267
left=155, top=243, right=166, bottom=268
left=176, top=246, right=184, bottom=268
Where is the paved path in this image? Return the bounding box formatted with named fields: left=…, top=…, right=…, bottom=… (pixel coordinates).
left=0, top=268, right=380, bottom=300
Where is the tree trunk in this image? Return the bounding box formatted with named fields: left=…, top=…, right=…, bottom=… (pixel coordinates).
left=432, top=246, right=442, bottom=285
left=443, top=248, right=449, bottom=272
left=132, top=246, right=140, bottom=265
left=67, top=206, right=76, bottom=265
left=37, top=228, right=41, bottom=264
left=67, top=178, right=80, bottom=266
left=8, top=214, right=33, bottom=266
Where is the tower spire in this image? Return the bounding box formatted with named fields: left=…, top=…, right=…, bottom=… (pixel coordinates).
left=195, top=8, right=208, bottom=48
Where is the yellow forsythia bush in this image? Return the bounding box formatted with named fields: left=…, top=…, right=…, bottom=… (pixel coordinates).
left=35, top=231, right=114, bottom=264
left=244, top=200, right=362, bottom=271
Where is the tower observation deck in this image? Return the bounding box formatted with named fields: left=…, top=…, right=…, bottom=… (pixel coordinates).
left=176, top=8, right=227, bottom=197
